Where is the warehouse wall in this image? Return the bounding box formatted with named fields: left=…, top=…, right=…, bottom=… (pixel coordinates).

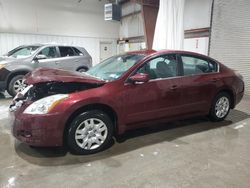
left=183, top=0, right=212, bottom=55
left=119, top=14, right=144, bottom=39
left=118, top=2, right=145, bottom=53
left=0, top=0, right=120, bottom=64
left=119, top=3, right=144, bottom=39
left=184, top=0, right=212, bottom=30
left=210, top=0, right=250, bottom=95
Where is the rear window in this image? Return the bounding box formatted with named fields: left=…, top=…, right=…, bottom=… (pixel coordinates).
left=181, top=55, right=218, bottom=76
left=72, top=47, right=84, bottom=56
left=59, top=47, right=75, bottom=57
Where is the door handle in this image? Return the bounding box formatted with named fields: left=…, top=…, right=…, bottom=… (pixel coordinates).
left=55, top=61, right=59, bottom=64
left=170, top=85, right=178, bottom=90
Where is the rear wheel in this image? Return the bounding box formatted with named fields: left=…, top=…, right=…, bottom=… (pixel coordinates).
left=209, top=92, right=231, bottom=122
left=67, top=110, right=114, bottom=155
left=7, top=75, right=27, bottom=97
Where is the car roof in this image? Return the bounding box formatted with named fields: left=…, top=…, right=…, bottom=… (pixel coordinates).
left=127, top=49, right=211, bottom=59
left=20, top=43, right=83, bottom=48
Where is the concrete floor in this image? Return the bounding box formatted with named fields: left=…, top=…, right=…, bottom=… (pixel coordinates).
left=0, top=92, right=250, bottom=188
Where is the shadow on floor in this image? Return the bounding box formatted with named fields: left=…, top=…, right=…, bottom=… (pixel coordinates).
left=0, top=92, right=6, bottom=99
left=0, top=92, right=12, bottom=100
left=15, top=109, right=250, bottom=166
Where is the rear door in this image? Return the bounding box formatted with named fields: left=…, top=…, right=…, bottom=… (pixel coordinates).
left=178, top=54, right=220, bottom=114
left=72, top=47, right=91, bottom=71
left=57, top=46, right=79, bottom=71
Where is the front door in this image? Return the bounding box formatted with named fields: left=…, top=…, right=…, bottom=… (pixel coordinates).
left=36, top=46, right=59, bottom=69
left=123, top=54, right=183, bottom=124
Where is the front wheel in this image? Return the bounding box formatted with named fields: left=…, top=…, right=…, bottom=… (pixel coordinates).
left=67, top=110, right=114, bottom=155
left=209, top=92, right=231, bottom=122
left=7, top=75, right=27, bottom=97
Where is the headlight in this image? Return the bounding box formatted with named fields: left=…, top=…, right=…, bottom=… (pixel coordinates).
left=0, top=64, right=6, bottom=69
left=23, top=94, right=68, bottom=114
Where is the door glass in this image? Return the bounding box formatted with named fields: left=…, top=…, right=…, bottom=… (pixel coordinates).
left=181, top=56, right=217, bottom=76
left=137, top=54, right=178, bottom=79
left=59, top=47, right=75, bottom=57
left=72, top=47, right=84, bottom=56
left=39, top=47, right=57, bottom=59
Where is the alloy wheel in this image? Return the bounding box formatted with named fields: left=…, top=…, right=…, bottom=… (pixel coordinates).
left=13, top=78, right=27, bottom=93
left=75, top=118, right=108, bottom=150
left=215, top=96, right=230, bottom=118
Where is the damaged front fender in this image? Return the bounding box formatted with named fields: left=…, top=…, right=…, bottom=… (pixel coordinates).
left=10, top=81, right=104, bottom=111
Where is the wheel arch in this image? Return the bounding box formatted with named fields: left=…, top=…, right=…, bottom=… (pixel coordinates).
left=63, top=103, right=118, bottom=145
left=6, top=69, right=30, bottom=86
left=76, top=66, right=89, bottom=72
left=216, top=88, right=235, bottom=109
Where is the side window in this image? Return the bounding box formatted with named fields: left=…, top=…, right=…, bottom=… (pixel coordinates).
left=72, top=47, right=84, bottom=56
left=137, top=54, right=178, bottom=79
left=38, top=47, right=57, bottom=58
left=181, top=55, right=217, bottom=76
left=59, top=47, right=75, bottom=57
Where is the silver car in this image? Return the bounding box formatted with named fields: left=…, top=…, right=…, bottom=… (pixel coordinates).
left=0, top=44, right=92, bottom=96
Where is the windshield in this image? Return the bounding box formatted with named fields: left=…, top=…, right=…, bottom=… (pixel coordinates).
left=8, top=46, right=40, bottom=58
left=87, top=54, right=145, bottom=81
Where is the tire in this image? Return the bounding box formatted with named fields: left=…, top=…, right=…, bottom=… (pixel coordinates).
left=209, top=92, right=231, bottom=122
left=77, top=67, right=88, bottom=73
left=67, top=110, right=114, bottom=155
left=7, top=75, right=27, bottom=97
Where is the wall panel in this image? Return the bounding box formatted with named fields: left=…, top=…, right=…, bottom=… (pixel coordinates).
left=210, top=0, right=250, bottom=95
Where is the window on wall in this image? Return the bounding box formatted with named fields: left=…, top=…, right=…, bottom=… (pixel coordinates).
left=137, top=54, right=178, bottom=79
left=181, top=55, right=217, bottom=76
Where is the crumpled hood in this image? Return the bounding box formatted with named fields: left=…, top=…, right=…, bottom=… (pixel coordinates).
left=25, top=68, right=106, bottom=85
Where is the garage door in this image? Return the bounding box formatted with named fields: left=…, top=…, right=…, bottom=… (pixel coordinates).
left=210, top=0, right=250, bottom=95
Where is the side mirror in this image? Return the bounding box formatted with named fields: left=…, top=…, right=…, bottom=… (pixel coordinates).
left=129, top=73, right=150, bottom=84
left=34, top=54, right=47, bottom=61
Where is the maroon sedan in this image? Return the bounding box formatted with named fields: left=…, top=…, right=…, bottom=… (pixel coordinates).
left=10, top=50, right=244, bottom=154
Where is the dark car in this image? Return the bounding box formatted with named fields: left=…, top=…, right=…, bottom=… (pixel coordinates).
left=0, top=44, right=92, bottom=96
left=10, top=50, right=244, bottom=155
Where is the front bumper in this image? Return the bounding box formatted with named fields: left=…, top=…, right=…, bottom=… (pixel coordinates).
left=0, top=81, right=6, bottom=92
left=0, top=68, right=10, bottom=91
left=11, top=108, right=65, bottom=147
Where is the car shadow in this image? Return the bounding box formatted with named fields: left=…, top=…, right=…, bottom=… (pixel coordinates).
left=0, top=92, right=12, bottom=100
left=0, top=92, right=7, bottom=99
left=15, top=109, right=250, bottom=166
